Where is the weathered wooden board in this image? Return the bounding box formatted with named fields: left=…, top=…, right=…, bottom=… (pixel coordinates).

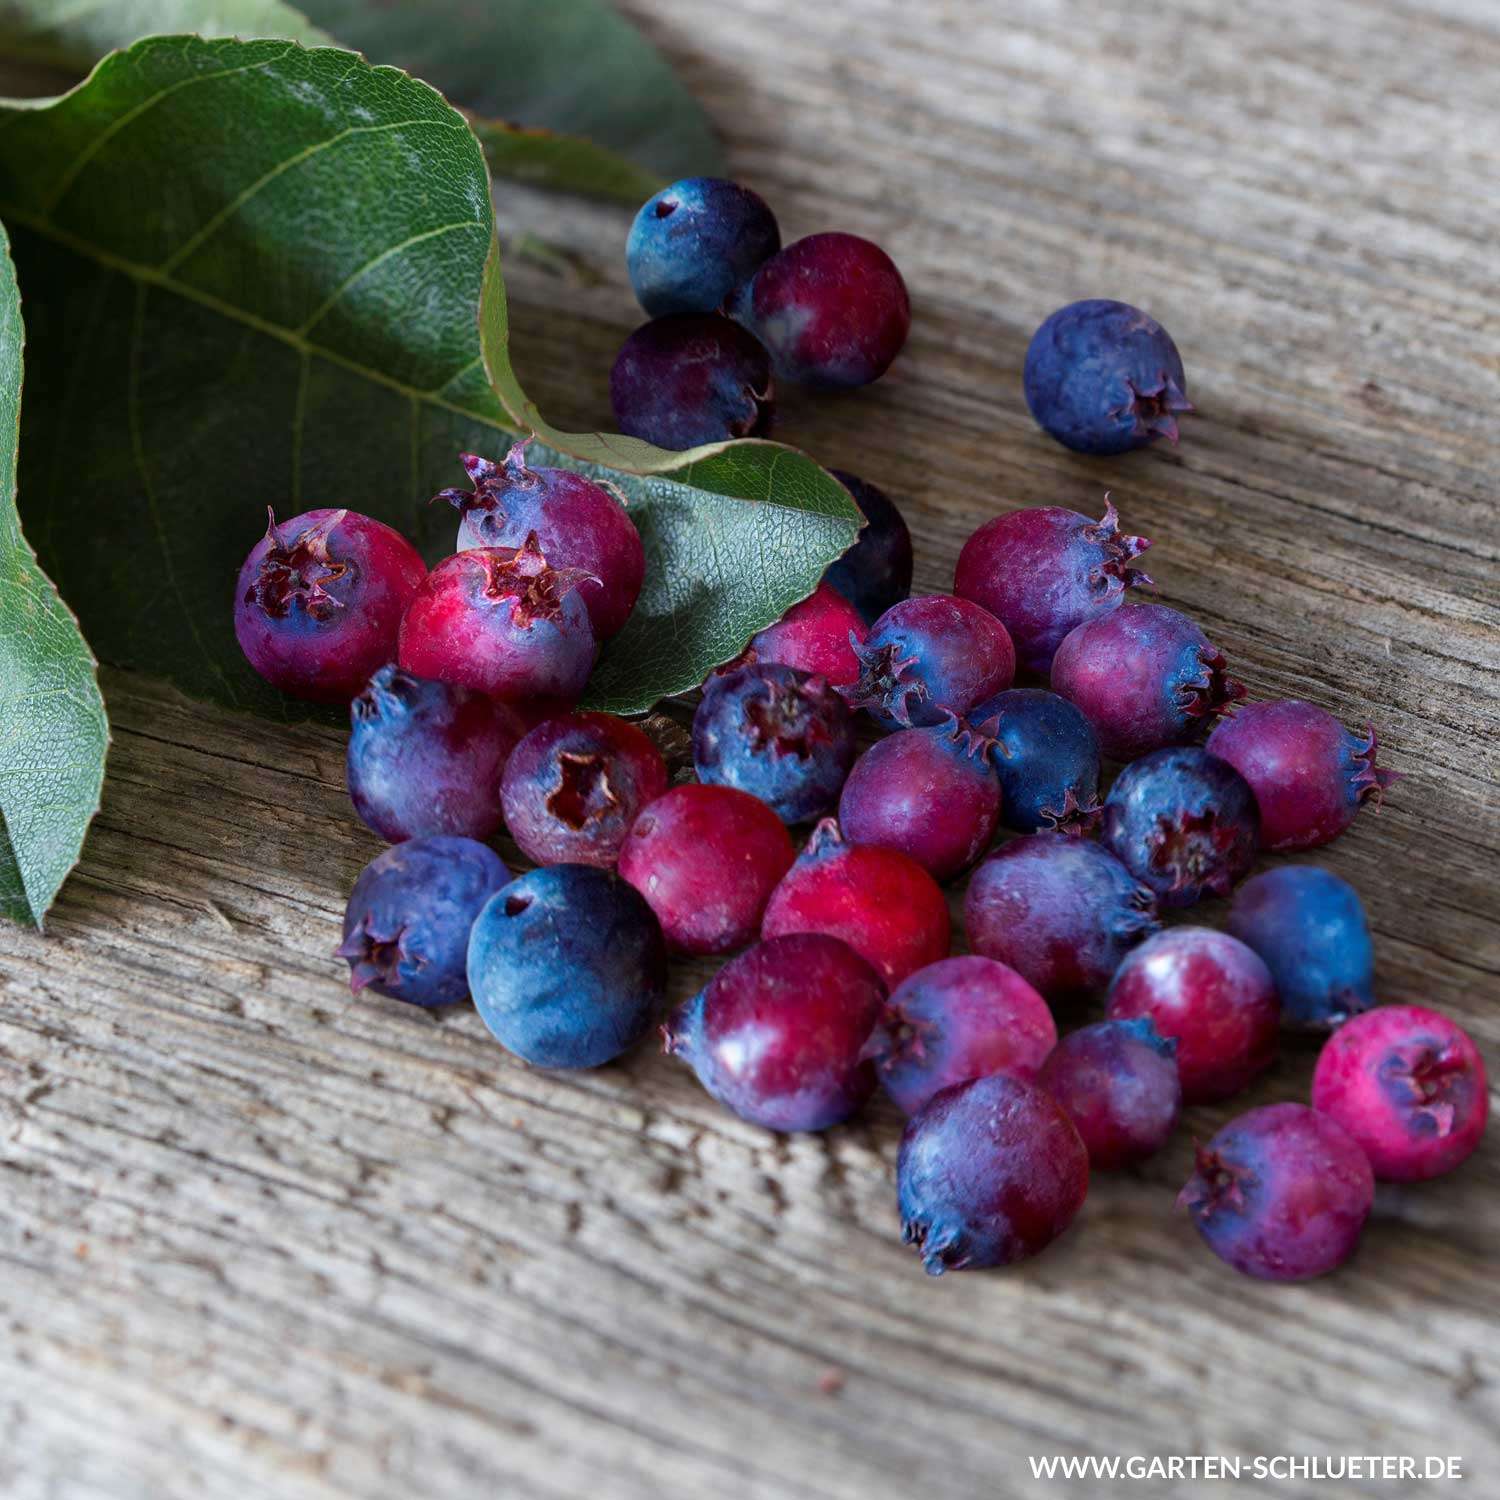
left=2, top=0, right=1497, bottom=1495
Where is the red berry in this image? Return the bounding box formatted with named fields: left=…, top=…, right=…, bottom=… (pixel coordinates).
left=739, top=581, right=868, bottom=686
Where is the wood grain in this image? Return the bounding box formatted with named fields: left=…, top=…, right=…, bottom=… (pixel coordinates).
left=2, top=1, right=1498, bottom=1495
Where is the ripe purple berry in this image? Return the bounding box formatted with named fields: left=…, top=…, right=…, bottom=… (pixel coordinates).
left=741, top=580, right=868, bottom=687
left=610, top=315, right=774, bottom=450
left=1101, top=747, right=1259, bottom=907
left=844, top=594, right=1015, bottom=730
left=664, top=934, right=886, bottom=1131
left=339, top=836, right=510, bottom=1007
left=954, top=499, right=1152, bottom=675
left=1038, top=1018, right=1181, bottom=1170
left=234, top=507, right=426, bottom=703
left=500, top=712, right=668, bottom=869
left=1179, top=1104, right=1374, bottom=1281
left=964, top=834, right=1160, bottom=1007
left=1051, top=603, right=1245, bottom=761
left=619, top=783, right=794, bottom=955
left=898, top=1073, right=1089, bottom=1274
left=439, top=442, right=643, bottom=640
left=972, top=687, right=1102, bottom=834
left=824, top=471, right=914, bottom=626
left=347, top=665, right=524, bottom=843
left=1311, top=1006, right=1488, bottom=1182
left=761, top=818, right=950, bottom=988
left=626, top=177, right=780, bottom=317
left=1106, top=927, right=1279, bottom=1105
left=1206, top=700, right=1399, bottom=851
left=398, top=536, right=597, bottom=707
left=693, top=663, right=855, bottom=824
left=730, top=232, right=911, bottom=389
left=866, top=956, right=1057, bottom=1116
left=1227, top=866, right=1375, bottom=1029
left=839, top=714, right=1001, bottom=882
left=1023, top=299, right=1194, bottom=455
left=467, top=864, right=667, bottom=1068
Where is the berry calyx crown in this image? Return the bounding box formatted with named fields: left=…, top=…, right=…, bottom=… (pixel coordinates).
left=1176, top=1145, right=1251, bottom=1220
left=1082, top=494, right=1154, bottom=594
left=473, top=533, right=598, bottom=628
left=841, top=633, right=927, bottom=726
left=1112, top=374, right=1195, bottom=444
left=248, top=507, right=352, bottom=621
left=435, top=438, right=540, bottom=539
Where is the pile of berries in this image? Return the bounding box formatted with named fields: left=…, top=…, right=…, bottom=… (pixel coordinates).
left=611, top=177, right=911, bottom=448
left=231, top=215, right=1487, bottom=1286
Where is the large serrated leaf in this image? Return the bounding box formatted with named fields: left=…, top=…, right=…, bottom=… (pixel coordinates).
left=0, top=217, right=107, bottom=926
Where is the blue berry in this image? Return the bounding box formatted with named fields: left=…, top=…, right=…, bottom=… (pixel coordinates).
left=339, top=836, right=510, bottom=1007
left=467, top=864, right=667, bottom=1068
left=347, top=665, right=524, bottom=844
left=626, top=177, right=780, bottom=317
left=1101, top=747, right=1259, bottom=907
left=823, top=471, right=914, bottom=625
left=971, top=687, right=1101, bottom=834
left=610, top=315, right=773, bottom=450
left=1227, top=866, right=1375, bottom=1029
left=1023, top=299, right=1193, bottom=455
left=692, top=662, right=856, bottom=824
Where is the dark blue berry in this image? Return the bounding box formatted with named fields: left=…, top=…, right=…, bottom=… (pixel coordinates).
left=467, top=864, right=667, bottom=1068
left=1023, top=299, right=1193, bottom=455
left=971, top=687, right=1101, bottom=834
left=610, top=315, right=773, bottom=450
left=823, top=471, right=914, bottom=625
left=339, top=837, right=510, bottom=1007
left=626, top=177, right=780, bottom=317
left=692, top=662, right=856, bottom=824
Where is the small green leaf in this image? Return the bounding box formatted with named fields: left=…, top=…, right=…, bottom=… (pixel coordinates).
left=0, top=217, right=108, bottom=926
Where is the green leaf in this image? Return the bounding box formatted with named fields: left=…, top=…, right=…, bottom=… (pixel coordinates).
left=0, top=217, right=108, bottom=926
left=0, top=37, right=857, bottom=727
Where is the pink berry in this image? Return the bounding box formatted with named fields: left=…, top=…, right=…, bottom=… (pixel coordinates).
left=739, top=581, right=868, bottom=686
left=1206, top=699, right=1399, bottom=851
left=867, top=956, right=1057, bottom=1116
left=1050, top=603, right=1244, bottom=761
left=761, top=818, right=950, bottom=988
left=1037, top=1017, right=1181, bottom=1170
left=397, top=536, right=597, bottom=706
left=500, top=712, right=669, bottom=869
left=1106, top=927, right=1279, bottom=1105
left=234, top=507, right=426, bottom=703
left=439, top=441, right=643, bottom=640
left=1311, top=1006, right=1488, bottom=1182
left=954, top=499, right=1152, bottom=675
left=838, top=714, right=1001, bottom=882
left=1179, top=1103, right=1373, bottom=1281
left=663, top=934, right=886, bottom=1131
left=619, top=783, right=794, bottom=955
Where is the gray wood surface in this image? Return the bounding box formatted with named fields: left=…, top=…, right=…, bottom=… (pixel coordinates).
left=3, top=1, right=1498, bottom=1496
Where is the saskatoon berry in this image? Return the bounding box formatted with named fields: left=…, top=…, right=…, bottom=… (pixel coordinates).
left=468, top=864, right=667, bottom=1069
left=971, top=687, right=1102, bottom=835
left=1227, top=866, right=1375, bottom=1030
left=824, top=470, right=914, bottom=626
left=501, top=712, right=668, bottom=869
left=898, top=1073, right=1089, bottom=1274
left=730, top=232, right=911, bottom=389
left=618, top=783, right=794, bottom=955
left=439, top=441, right=643, bottom=641
left=1038, top=1018, right=1181, bottom=1171
left=739, top=580, right=868, bottom=687
left=1101, top=746, right=1260, bottom=908
left=1050, top=603, right=1244, bottom=761
left=954, top=498, right=1152, bottom=675
left=866, top=955, right=1057, bottom=1116
left=1178, top=1104, right=1373, bottom=1282
left=1023, top=298, right=1193, bottom=455
left=347, top=665, right=524, bottom=844
left=611, top=315, right=774, bottom=450
left=339, top=836, right=510, bottom=1007
left=234, top=507, right=426, bottom=703
left=1106, top=927, right=1279, bottom=1105
left=1206, top=699, right=1399, bottom=851
left=397, top=536, right=597, bottom=707
left=692, top=662, right=856, bottom=825
left=1311, top=1005, right=1488, bottom=1183
left=627, top=177, right=781, bottom=318
left=761, top=817, right=950, bottom=989
left=663, top=933, right=886, bottom=1132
